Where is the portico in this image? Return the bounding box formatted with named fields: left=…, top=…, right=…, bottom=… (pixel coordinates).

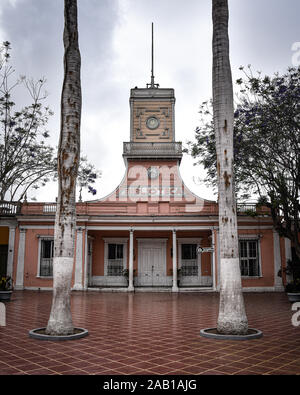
left=84, top=225, right=216, bottom=292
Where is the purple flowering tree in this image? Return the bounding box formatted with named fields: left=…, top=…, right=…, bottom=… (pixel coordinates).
left=187, top=65, right=300, bottom=260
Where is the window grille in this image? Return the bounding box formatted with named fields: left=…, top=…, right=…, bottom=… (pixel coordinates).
left=40, top=239, right=53, bottom=277
left=107, top=244, right=124, bottom=276
left=107, top=260, right=124, bottom=276
left=181, top=244, right=198, bottom=277
left=239, top=239, right=260, bottom=277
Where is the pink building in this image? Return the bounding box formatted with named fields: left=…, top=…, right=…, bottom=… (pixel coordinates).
left=0, top=81, right=291, bottom=293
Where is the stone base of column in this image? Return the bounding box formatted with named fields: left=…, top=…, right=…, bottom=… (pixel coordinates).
left=274, top=285, right=285, bottom=292
left=172, top=286, right=179, bottom=292
left=127, top=286, right=135, bottom=292
left=14, top=285, right=24, bottom=291
left=72, top=284, right=84, bottom=291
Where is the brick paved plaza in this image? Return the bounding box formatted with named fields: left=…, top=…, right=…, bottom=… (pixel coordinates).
left=0, top=291, right=300, bottom=375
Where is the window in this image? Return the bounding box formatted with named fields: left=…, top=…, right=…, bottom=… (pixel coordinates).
left=239, top=239, right=260, bottom=277
left=40, top=239, right=54, bottom=277
left=181, top=244, right=198, bottom=276
left=107, top=244, right=124, bottom=276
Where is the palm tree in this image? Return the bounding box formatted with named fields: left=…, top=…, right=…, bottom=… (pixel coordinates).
left=212, top=0, right=248, bottom=335
left=46, top=0, right=81, bottom=335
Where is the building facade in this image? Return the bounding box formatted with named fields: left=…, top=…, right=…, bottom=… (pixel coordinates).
left=0, top=82, right=291, bottom=293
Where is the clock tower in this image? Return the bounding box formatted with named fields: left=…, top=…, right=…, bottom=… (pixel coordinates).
left=130, top=86, right=175, bottom=143
left=123, top=24, right=182, bottom=163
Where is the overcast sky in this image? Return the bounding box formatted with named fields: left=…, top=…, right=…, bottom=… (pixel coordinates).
left=0, top=0, right=300, bottom=202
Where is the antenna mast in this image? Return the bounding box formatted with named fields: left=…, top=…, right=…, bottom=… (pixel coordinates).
left=147, top=23, right=159, bottom=88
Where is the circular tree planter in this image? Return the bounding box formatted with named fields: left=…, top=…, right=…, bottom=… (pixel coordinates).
left=200, top=327, right=263, bottom=341
left=287, top=293, right=300, bottom=303
left=29, top=327, right=88, bottom=341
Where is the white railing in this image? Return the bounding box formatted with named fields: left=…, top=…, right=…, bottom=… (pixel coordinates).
left=0, top=201, right=21, bottom=215
left=237, top=203, right=257, bottom=214
left=123, top=142, right=182, bottom=156
left=43, top=203, right=56, bottom=213
left=107, top=260, right=124, bottom=276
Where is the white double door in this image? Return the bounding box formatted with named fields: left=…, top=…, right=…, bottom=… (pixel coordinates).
left=138, top=239, right=167, bottom=286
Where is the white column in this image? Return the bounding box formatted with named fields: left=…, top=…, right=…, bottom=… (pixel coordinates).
left=128, top=229, right=134, bottom=292
left=172, top=229, right=178, bottom=292
left=273, top=231, right=284, bottom=291
left=0, top=302, right=6, bottom=327
left=284, top=238, right=292, bottom=284
left=6, top=226, right=16, bottom=278
left=216, top=229, right=220, bottom=291
left=285, top=238, right=292, bottom=261
left=73, top=227, right=84, bottom=290
left=83, top=230, right=89, bottom=289
left=15, top=228, right=26, bottom=290
left=211, top=228, right=216, bottom=291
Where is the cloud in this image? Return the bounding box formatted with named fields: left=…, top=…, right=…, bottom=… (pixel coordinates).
left=1, top=0, right=299, bottom=202
left=0, top=0, right=122, bottom=201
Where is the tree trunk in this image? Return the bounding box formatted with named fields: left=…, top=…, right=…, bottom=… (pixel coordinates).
left=46, top=0, right=81, bottom=335
left=212, top=0, right=248, bottom=335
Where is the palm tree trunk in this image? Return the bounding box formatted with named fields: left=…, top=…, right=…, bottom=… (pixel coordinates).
left=46, top=0, right=81, bottom=335
left=212, top=0, right=248, bottom=335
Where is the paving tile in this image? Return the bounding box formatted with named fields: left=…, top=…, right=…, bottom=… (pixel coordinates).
left=114, top=365, right=145, bottom=375
left=165, top=370, right=191, bottom=375
left=227, top=361, right=255, bottom=369
left=146, top=357, right=175, bottom=365
left=164, top=353, right=189, bottom=362
left=57, top=369, right=87, bottom=375
left=217, top=365, right=247, bottom=374
left=278, top=365, right=300, bottom=374
left=67, top=361, right=95, bottom=369
left=146, top=366, right=175, bottom=375
left=197, top=361, right=224, bottom=370
left=10, top=371, right=29, bottom=375
left=51, top=365, right=79, bottom=373
left=200, top=369, right=227, bottom=375
left=270, top=368, right=300, bottom=375
left=1, top=290, right=300, bottom=376
left=0, top=368, right=24, bottom=375
left=164, top=361, right=192, bottom=370
left=181, top=365, right=209, bottom=374
left=132, top=361, right=158, bottom=370
left=29, top=368, right=57, bottom=375
left=217, top=354, right=246, bottom=363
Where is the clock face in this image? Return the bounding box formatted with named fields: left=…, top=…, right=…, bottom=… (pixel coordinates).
left=146, top=116, right=160, bottom=130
